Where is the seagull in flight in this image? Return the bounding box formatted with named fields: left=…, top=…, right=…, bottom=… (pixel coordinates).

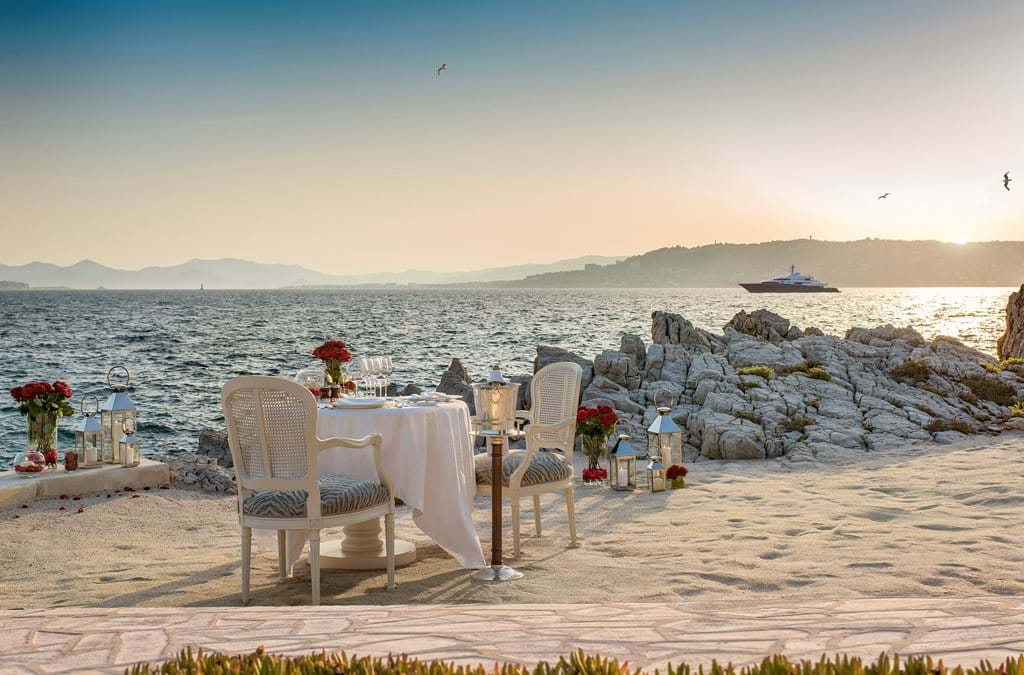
left=437, top=63, right=447, bottom=76
left=878, top=192, right=890, bottom=200
left=1004, top=172, right=1012, bottom=191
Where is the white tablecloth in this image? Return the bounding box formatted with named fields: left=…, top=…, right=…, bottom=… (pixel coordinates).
left=255, top=401, right=485, bottom=569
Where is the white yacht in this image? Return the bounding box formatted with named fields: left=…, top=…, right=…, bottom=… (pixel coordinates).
left=740, top=265, right=839, bottom=293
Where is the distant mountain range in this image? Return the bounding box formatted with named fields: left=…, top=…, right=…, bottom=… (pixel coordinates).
left=0, top=255, right=624, bottom=290
left=5, top=240, right=1024, bottom=290
left=505, top=239, right=1024, bottom=288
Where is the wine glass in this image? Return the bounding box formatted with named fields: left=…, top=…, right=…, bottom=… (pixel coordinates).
left=381, top=356, right=394, bottom=396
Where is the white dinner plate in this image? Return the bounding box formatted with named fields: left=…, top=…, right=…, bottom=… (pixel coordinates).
left=332, top=397, right=390, bottom=410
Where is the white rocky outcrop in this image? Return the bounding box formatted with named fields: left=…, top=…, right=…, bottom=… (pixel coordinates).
left=565, top=310, right=1024, bottom=462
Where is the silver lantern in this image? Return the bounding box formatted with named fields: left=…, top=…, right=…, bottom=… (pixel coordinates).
left=119, top=418, right=140, bottom=468
left=609, top=432, right=638, bottom=491
left=646, top=456, right=667, bottom=493
left=472, top=366, right=521, bottom=437
left=647, top=389, right=683, bottom=466
left=101, top=366, right=137, bottom=464
left=75, top=395, right=104, bottom=469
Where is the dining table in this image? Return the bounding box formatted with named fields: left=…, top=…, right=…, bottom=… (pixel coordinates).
left=256, top=398, right=486, bottom=572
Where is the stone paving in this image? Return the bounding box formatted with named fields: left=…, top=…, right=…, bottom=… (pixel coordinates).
left=2, top=597, right=1024, bottom=674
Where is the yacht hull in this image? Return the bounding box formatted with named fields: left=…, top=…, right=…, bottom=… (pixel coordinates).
left=740, top=283, right=840, bottom=293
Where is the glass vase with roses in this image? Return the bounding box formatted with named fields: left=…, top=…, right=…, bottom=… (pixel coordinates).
left=312, top=340, right=354, bottom=393
left=10, top=380, right=74, bottom=470
left=575, top=404, right=618, bottom=479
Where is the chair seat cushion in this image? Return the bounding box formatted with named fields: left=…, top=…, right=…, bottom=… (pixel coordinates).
left=243, top=475, right=390, bottom=518
left=474, top=450, right=572, bottom=487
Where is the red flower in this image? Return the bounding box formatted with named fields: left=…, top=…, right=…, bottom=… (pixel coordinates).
left=598, top=405, right=613, bottom=414
left=10, top=386, right=23, bottom=401
left=599, top=412, right=618, bottom=426
left=666, top=464, right=688, bottom=480
left=312, top=340, right=352, bottom=362
left=53, top=381, right=72, bottom=399
left=576, top=409, right=589, bottom=423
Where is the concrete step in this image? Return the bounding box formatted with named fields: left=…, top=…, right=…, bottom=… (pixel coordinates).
left=0, top=459, right=170, bottom=509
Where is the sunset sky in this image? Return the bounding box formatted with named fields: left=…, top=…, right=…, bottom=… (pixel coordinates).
left=2, top=1, right=1022, bottom=272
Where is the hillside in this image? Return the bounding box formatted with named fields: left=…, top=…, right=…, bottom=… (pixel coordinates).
left=506, top=239, right=1024, bottom=288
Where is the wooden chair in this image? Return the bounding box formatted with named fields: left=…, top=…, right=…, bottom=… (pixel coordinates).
left=474, top=362, right=583, bottom=556
left=222, top=376, right=396, bottom=605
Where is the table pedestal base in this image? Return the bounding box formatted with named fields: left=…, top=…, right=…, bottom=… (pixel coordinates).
left=472, top=564, right=524, bottom=582
left=318, top=517, right=417, bottom=570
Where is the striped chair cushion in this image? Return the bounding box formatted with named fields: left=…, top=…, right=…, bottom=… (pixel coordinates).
left=242, top=475, right=389, bottom=518
left=474, top=450, right=572, bottom=487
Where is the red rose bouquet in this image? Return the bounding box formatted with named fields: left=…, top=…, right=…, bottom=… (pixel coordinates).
left=582, top=467, right=608, bottom=484
left=575, top=404, right=618, bottom=474
left=313, top=340, right=352, bottom=387
left=10, top=380, right=75, bottom=458
left=312, top=340, right=352, bottom=363
left=665, top=464, right=688, bottom=489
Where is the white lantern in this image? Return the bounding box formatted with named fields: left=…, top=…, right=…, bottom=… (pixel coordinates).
left=646, top=456, right=667, bottom=493
left=119, top=418, right=140, bottom=468
left=101, top=366, right=137, bottom=464
left=609, top=432, right=638, bottom=491
left=647, top=390, right=683, bottom=467
left=75, top=395, right=104, bottom=469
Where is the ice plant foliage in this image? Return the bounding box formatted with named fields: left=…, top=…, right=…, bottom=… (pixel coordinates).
left=130, top=648, right=1024, bottom=675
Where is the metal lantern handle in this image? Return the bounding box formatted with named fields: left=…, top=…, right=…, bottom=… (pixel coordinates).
left=107, top=365, right=132, bottom=392
left=122, top=418, right=137, bottom=435
left=80, top=394, right=101, bottom=417
left=652, top=387, right=674, bottom=409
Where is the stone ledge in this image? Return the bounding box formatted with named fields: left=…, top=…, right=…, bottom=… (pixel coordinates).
left=0, top=459, right=170, bottom=509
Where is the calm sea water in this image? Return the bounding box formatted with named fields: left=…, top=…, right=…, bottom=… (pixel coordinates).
left=0, top=287, right=1012, bottom=468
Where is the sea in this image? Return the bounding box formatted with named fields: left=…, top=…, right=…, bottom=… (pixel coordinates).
left=0, top=287, right=1013, bottom=469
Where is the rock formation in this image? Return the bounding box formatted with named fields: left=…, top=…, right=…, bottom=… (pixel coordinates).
left=997, top=284, right=1024, bottom=361
left=571, top=309, right=1024, bottom=462
left=436, top=358, right=476, bottom=412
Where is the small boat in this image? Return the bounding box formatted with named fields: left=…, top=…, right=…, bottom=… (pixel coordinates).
left=740, top=265, right=839, bottom=293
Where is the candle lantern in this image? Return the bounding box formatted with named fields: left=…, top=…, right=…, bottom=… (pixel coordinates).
left=119, top=418, right=140, bottom=468
left=609, top=430, right=638, bottom=492
left=75, top=395, right=104, bottom=469
left=647, top=456, right=667, bottom=493
left=100, top=366, right=137, bottom=464
left=647, top=389, right=684, bottom=466
left=471, top=366, right=521, bottom=437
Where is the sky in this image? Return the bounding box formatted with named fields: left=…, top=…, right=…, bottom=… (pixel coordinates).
left=1, top=0, right=1022, bottom=273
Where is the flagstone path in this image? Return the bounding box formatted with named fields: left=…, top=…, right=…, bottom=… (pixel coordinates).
left=2, top=597, right=1023, bottom=674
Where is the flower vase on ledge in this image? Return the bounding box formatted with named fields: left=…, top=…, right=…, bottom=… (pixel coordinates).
left=28, top=411, right=59, bottom=468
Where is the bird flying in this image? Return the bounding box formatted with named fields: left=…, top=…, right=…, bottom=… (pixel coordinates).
left=878, top=193, right=890, bottom=200
left=437, top=63, right=446, bottom=76
left=1004, top=172, right=1012, bottom=191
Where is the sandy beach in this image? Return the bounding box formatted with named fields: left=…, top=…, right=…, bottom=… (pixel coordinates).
left=2, top=434, right=1022, bottom=609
